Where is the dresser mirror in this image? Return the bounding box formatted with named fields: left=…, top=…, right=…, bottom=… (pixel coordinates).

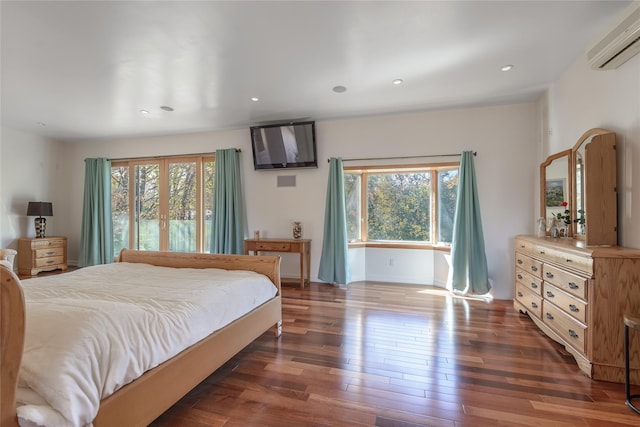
left=540, top=149, right=572, bottom=235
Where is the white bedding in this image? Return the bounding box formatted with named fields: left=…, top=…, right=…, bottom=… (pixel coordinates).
left=15, top=262, right=278, bottom=427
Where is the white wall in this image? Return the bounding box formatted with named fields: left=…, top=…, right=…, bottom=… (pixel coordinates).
left=543, top=52, right=640, bottom=248
left=52, top=102, right=537, bottom=300
left=0, top=127, right=66, bottom=258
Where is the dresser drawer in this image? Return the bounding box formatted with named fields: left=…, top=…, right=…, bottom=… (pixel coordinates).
left=35, top=247, right=64, bottom=259
left=542, top=264, right=588, bottom=300
left=515, top=283, right=542, bottom=318
left=515, top=268, right=542, bottom=295
left=515, top=252, right=542, bottom=278
left=255, top=242, right=291, bottom=251
left=543, top=283, right=586, bottom=323
left=34, top=256, right=64, bottom=268
left=543, top=301, right=586, bottom=354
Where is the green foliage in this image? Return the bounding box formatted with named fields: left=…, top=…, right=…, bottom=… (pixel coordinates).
left=367, top=173, right=431, bottom=241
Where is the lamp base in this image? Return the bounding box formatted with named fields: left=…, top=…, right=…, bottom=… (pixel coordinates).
left=34, top=217, right=46, bottom=238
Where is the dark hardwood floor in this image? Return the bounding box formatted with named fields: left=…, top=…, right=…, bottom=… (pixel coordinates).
left=150, top=282, right=640, bottom=427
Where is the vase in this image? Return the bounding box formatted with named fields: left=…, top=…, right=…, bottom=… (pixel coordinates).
left=292, top=221, right=302, bottom=239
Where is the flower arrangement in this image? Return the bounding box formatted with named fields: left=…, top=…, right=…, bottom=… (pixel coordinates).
left=555, top=201, right=571, bottom=225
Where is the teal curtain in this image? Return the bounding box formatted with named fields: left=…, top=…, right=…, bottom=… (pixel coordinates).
left=211, top=149, right=247, bottom=254
left=318, top=157, right=350, bottom=285
left=80, top=158, right=113, bottom=266
left=450, top=151, right=490, bottom=296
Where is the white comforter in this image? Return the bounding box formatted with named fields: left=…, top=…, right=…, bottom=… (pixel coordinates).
left=15, top=262, right=277, bottom=427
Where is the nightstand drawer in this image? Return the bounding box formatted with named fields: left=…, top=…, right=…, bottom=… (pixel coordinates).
left=34, top=256, right=64, bottom=268
left=31, top=238, right=66, bottom=249
left=35, top=247, right=64, bottom=259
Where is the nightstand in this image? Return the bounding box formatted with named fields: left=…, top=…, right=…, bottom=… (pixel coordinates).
left=18, top=236, right=68, bottom=277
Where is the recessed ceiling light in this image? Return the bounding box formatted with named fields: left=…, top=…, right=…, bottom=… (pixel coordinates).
left=501, top=64, right=514, bottom=72
left=251, top=97, right=259, bottom=102
left=160, top=106, right=174, bottom=111
left=392, top=79, right=403, bottom=85
left=333, top=85, right=347, bottom=93
left=139, top=109, right=150, bottom=115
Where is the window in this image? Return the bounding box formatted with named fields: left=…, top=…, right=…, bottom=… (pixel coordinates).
left=344, top=163, right=459, bottom=245
left=111, top=155, right=215, bottom=259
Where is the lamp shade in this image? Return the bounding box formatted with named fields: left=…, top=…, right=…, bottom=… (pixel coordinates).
left=26, top=202, right=53, bottom=217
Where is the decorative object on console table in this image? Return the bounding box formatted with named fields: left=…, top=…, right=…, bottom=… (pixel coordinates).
left=26, top=201, right=53, bottom=238
left=514, top=235, right=640, bottom=384
left=245, top=238, right=310, bottom=288
left=292, top=221, right=302, bottom=239
left=18, top=236, right=67, bottom=277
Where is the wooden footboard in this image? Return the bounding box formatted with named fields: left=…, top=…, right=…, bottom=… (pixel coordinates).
left=1, top=265, right=24, bottom=427
left=1, top=251, right=282, bottom=427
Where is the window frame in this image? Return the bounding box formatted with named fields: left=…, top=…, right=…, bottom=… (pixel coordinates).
left=111, top=153, right=215, bottom=256
left=344, top=161, right=459, bottom=250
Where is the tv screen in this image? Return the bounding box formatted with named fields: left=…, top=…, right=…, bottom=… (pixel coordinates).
left=250, top=121, right=317, bottom=170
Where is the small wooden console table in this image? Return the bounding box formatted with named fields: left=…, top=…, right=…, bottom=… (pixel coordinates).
left=244, top=238, right=311, bottom=288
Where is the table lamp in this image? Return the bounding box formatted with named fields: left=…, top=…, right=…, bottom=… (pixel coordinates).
left=27, top=202, right=53, bottom=238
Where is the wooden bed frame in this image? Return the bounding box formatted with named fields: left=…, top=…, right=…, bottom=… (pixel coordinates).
left=0, top=249, right=282, bottom=427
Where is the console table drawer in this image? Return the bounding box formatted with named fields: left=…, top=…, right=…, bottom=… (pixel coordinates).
left=255, top=242, right=291, bottom=251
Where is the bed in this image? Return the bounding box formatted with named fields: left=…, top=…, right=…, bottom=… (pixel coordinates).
left=0, top=249, right=282, bottom=427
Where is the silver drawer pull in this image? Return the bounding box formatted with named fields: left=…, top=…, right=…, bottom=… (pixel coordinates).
left=546, top=291, right=555, bottom=298
left=539, top=251, right=545, bottom=254
left=531, top=283, right=538, bottom=289
left=517, top=274, right=523, bottom=280
left=545, top=272, right=554, bottom=279
left=517, top=259, right=523, bottom=265
left=531, top=266, right=538, bottom=272
left=531, top=302, right=538, bottom=309
left=569, top=329, right=579, bottom=339
left=565, top=259, right=573, bottom=263
left=546, top=312, right=554, bottom=320
left=517, top=291, right=523, bottom=297
left=569, top=304, right=579, bottom=312
left=568, top=282, right=579, bottom=290
left=46, top=251, right=55, bottom=255
left=46, top=260, right=55, bottom=264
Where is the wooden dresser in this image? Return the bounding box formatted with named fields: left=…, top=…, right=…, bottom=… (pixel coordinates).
left=514, top=235, right=640, bottom=383
left=18, top=236, right=68, bottom=277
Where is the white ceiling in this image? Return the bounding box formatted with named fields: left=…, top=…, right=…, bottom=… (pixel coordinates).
left=0, top=1, right=633, bottom=142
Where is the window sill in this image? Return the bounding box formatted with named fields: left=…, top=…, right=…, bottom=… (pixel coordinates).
left=348, top=241, right=451, bottom=252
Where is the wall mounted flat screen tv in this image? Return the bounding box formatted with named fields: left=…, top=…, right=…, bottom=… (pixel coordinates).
left=250, top=121, right=317, bottom=170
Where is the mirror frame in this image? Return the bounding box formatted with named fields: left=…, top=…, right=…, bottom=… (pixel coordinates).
left=571, top=127, right=614, bottom=242
left=540, top=149, right=572, bottom=236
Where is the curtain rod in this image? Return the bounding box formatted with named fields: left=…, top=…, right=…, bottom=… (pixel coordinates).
left=328, top=151, right=476, bottom=163
left=86, top=149, right=241, bottom=162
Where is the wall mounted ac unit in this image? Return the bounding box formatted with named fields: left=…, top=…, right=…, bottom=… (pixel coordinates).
left=587, top=2, right=640, bottom=70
